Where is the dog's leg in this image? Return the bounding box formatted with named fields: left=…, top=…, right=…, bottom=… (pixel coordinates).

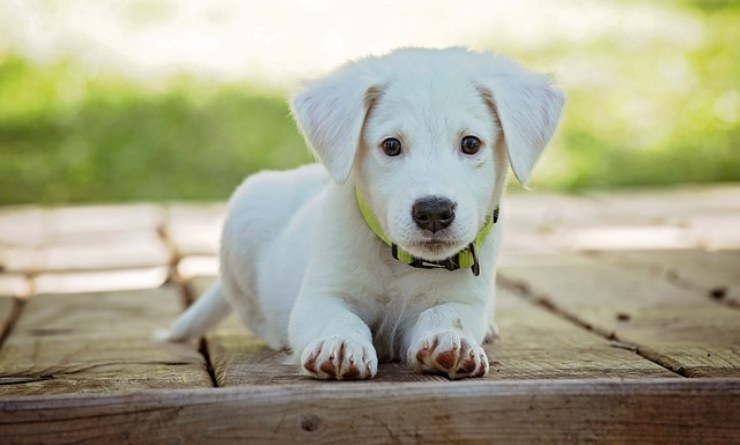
left=404, top=303, right=489, bottom=379
left=166, top=280, right=231, bottom=341
left=484, top=322, right=501, bottom=344
left=289, top=295, right=378, bottom=380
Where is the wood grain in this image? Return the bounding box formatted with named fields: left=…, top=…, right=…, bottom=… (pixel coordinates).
left=0, top=297, right=18, bottom=343
left=491, top=287, right=675, bottom=379
left=0, top=378, right=738, bottom=444
left=588, top=249, right=740, bottom=306
left=499, top=255, right=740, bottom=377
left=0, top=287, right=212, bottom=395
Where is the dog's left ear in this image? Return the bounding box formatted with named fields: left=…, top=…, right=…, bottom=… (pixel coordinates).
left=480, top=66, right=565, bottom=185
left=291, top=66, right=380, bottom=183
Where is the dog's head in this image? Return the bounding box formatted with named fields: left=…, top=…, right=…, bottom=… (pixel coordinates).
left=291, top=48, right=564, bottom=261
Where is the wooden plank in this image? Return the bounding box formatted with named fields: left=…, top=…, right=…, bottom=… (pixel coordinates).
left=502, top=191, right=708, bottom=252
left=589, top=250, right=740, bottom=306
left=587, top=186, right=740, bottom=250
left=51, top=204, right=165, bottom=241
left=504, top=186, right=740, bottom=253
left=1, top=234, right=171, bottom=273
left=0, top=207, right=51, bottom=247
left=0, top=273, right=31, bottom=298
left=491, top=287, right=675, bottom=379
left=32, top=267, right=169, bottom=295
left=0, top=204, right=165, bottom=248
left=188, top=277, right=301, bottom=386
left=0, top=297, right=18, bottom=343
left=189, top=275, right=673, bottom=385
left=555, top=225, right=695, bottom=251
left=686, top=214, right=740, bottom=250
left=1, top=204, right=169, bottom=273
left=499, top=254, right=740, bottom=377
left=177, top=255, right=219, bottom=280
left=0, top=378, right=738, bottom=444
left=588, top=185, right=740, bottom=222
left=0, top=286, right=212, bottom=395
left=165, top=203, right=225, bottom=256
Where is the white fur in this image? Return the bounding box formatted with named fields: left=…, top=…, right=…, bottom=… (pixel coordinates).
left=167, top=48, right=564, bottom=380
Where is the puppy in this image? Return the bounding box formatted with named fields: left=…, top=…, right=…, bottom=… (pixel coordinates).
left=168, top=48, right=564, bottom=380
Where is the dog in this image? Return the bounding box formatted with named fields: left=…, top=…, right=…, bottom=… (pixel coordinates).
left=167, top=47, right=564, bottom=380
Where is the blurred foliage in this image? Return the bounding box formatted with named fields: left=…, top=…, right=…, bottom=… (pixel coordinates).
left=522, top=0, right=740, bottom=190
left=0, top=2, right=738, bottom=204
left=0, top=58, right=310, bottom=204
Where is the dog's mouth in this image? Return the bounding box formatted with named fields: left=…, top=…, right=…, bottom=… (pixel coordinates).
left=415, top=240, right=456, bottom=249
left=409, top=237, right=465, bottom=258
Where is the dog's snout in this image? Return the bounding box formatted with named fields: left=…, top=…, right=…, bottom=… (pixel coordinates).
left=412, top=197, right=456, bottom=232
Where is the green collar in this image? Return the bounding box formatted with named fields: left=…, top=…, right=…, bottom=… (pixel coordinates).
left=355, top=189, right=499, bottom=276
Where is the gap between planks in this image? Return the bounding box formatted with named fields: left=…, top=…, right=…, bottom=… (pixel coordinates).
left=177, top=277, right=219, bottom=388
left=498, top=251, right=740, bottom=378
left=0, top=298, right=25, bottom=351
left=498, top=276, right=689, bottom=378
left=159, top=215, right=220, bottom=388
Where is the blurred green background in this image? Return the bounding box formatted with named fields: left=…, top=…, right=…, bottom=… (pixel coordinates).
left=0, top=0, right=738, bottom=205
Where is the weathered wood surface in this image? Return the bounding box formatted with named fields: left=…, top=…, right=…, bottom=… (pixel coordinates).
left=165, top=203, right=226, bottom=257
left=492, top=287, right=676, bottom=379
left=32, top=266, right=170, bottom=295
left=0, top=274, right=30, bottom=298
left=0, top=185, right=738, bottom=443
left=0, top=297, right=17, bottom=342
left=0, top=204, right=164, bottom=250
left=589, top=185, right=740, bottom=250
left=1, top=379, right=738, bottom=444
left=0, top=232, right=170, bottom=273
left=588, top=249, right=740, bottom=306
left=499, top=253, right=740, bottom=377
left=503, top=185, right=740, bottom=252
left=0, top=287, right=212, bottom=395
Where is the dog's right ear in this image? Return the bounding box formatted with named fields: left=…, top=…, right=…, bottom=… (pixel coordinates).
left=291, top=66, right=380, bottom=183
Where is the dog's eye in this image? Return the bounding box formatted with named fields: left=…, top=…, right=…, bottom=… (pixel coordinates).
left=381, top=138, right=402, bottom=157
left=460, top=136, right=481, bottom=155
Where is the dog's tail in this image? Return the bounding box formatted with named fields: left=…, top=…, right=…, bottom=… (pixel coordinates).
left=166, top=279, right=231, bottom=342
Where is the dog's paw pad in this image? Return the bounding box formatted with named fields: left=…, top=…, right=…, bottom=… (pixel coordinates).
left=410, top=331, right=488, bottom=379
left=301, top=336, right=377, bottom=380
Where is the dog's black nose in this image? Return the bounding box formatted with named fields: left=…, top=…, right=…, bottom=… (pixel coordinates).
left=412, top=197, right=456, bottom=232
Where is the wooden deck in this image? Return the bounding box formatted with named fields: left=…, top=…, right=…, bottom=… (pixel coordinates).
left=0, top=185, right=739, bottom=443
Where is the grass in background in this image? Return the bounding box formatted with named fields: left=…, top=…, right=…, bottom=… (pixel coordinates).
left=519, top=0, right=740, bottom=190
left=0, top=1, right=738, bottom=204
left=0, top=57, right=309, bottom=204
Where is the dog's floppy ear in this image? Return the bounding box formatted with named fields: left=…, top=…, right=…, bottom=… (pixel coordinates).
left=480, top=65, right=565, bottom=185
left=291, top=65, right=380, bottom=183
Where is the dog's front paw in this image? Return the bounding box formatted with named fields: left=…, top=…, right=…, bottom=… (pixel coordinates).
left=409, top=331, right=489, bottom=379
left=301, top=336, right=378, bottom=380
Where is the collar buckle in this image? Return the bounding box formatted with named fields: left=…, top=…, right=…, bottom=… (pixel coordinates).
left=468, top=242, right=480, bottom=277
left=410, top=256, right=461, bottom=271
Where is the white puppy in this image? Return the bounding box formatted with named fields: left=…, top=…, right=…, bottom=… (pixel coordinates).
left=168, top=48, right=564, bottom=380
